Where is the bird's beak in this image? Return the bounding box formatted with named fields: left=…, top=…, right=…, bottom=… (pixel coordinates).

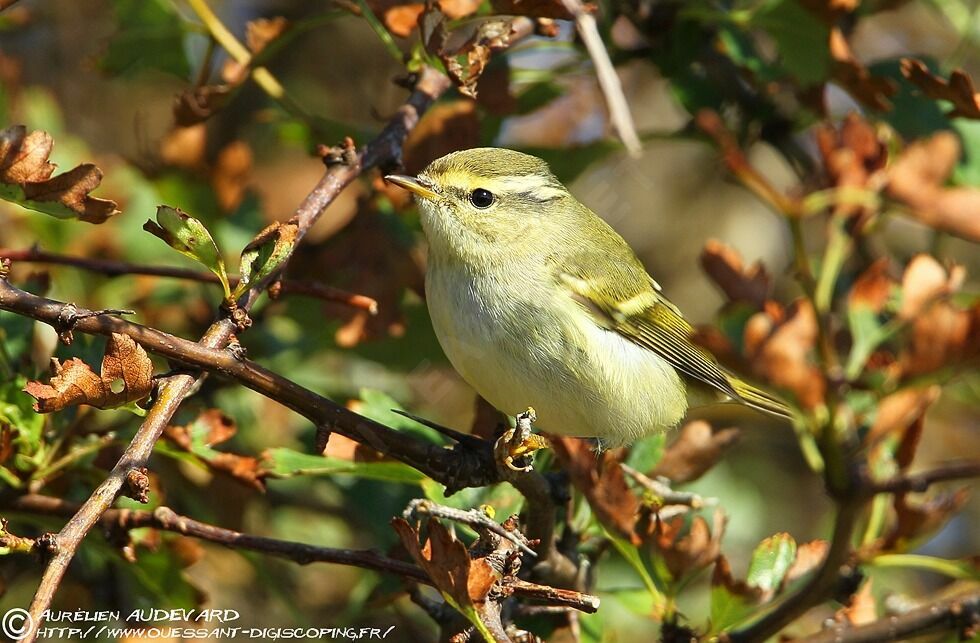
left=383, top=174, right=439, bottom=200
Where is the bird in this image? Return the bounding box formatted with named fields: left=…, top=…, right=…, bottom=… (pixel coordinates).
left=385, top=148, right=790, bottom=448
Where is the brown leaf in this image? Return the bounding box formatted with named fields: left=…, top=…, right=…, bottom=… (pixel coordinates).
left=551, top=437, right=641, bottom=542
left=173, top=85, right=233, bottom=127
left=212, top=140, right=253, bottom=212
left=829, top=29, right=896, bottom=112
left=711, top=555, right=763, bottom=602
left=24, top=333, right=152, bottom=412
left=159, top=124, right=208, bottom=170
left=700, top=240, right=770, bottom=309
left=207, top=452, right=266, bottom=491
left=886, top=132, right=980, bottom=243
left=0, top=126, right=119, bottom=223
left=164, top=411, right=265, bottom=491
left=246, top=17, right=289, bottom=55
left=900, top=299, right=980, bottom=376
left=195, top=408, right=237, bottom=445
left=744, top=299, right=826, bottom=409
left=392, top=517, right=496, bottom=606
left=490, top=0, right=592, bottom=19
left=439, top=0, right=483, bottom=19
left=901, top=58, right=980, bottom=120
left=866, top=386, right=940, bottom=448
left=883, top=488, right=970, bottom=550
left=784, top=539, right=829, bottom=583
left=638, top=509, right=725, bottom=580
left=814, top=114, right=887, bottom=219
left=423, top=9, right=520, bottom=98
left=652, top=420, right=740, bottom=484
left=848, top=258, right=895, bottom=313
left=381, top=4, right=424, bottom=38
left=898, top=255, right=964, bottom=321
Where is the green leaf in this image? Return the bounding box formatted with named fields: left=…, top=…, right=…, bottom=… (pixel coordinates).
left=709, top=581, right=757, bottom=632
left=624, top=433, right=666, bottom=473
left=144, top=205, right=230, bottom=297
left=604, top=526, right=667, bottom=610
left=233, top=219, right=299, bottom=299
left=355, top=388, right=446, bottom=445
left=953, top=118, right=980, bottom=187
left=0, top=376, right=45, bottom=460
left=746, top=532, right=797, bottom=593
left=262, top=447, right=425, bottom=484
left=101, top=0, right=190, bottom=78
left=753, top=0, right=830, bottom=86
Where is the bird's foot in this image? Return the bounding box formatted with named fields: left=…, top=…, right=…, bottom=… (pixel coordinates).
left=494, top=407, right=550, bottom=472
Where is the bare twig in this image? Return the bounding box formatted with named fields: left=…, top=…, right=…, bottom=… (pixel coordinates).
left=11, top=65, right=454, bottom=643
left=559, top=0, right=642, bottom=157
left=0, top=246, right=379, bottom=313
left=795, top=589, right=980, bottom=643
left=620, top=464, right=712, bottom=508
left=864, top=461, right=980, bottom=496
left=403, top=498, right=537, bottom=557
left=3, top=494, right=600, bottom=613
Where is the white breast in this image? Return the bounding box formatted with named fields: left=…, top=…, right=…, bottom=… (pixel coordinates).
left=425, top=261, right=688, bottom=446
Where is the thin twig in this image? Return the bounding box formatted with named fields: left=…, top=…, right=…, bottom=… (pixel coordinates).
left=559, top=0, right=642, bottom=157
left=11, top=65, right=454, bottom=643
left=3, top=494, right=600, bottom=613
left=620, top=464, right=712, bottom=508
left=403, top=499, right=537, bottom=557
left=864, top=461, right=980, bottom=496
left=0, top=247, right=378, bottom=313
left=794, top=589, right=980, bottom=643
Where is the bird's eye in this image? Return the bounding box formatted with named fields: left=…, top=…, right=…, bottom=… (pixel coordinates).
left=469, top=188, right=494, bottom=209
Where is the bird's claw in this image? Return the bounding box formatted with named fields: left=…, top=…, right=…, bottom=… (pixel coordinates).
left=494, top=407, right=550, bottom=472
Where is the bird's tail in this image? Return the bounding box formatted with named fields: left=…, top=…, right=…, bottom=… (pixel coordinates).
left=729, top=376, right=793, bottom=420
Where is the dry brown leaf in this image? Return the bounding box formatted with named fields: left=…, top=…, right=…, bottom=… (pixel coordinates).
left=711, top=555, right=763, bottom=603
left=637, top=509, right=724, bottom=580
left=159, top=124, right=208, bottom=170
left=700, top=239, right=770, bottom=309
left=652, top=420, right=740, bottom=484
left=901, top=58, right=980, bottom=120
left=551, top=437, right=641, bottom=543
left=382, top=4, right=424, bottom=38
left=0, top=125, right=119, bottom=223
left=815, top=114, right=887, bottom=219
left=866, top=386, right=940, bottom=448
left=784, top=539, right=829, bottom=583
left=423, top=9, right=520, bottom=98
left=173, top=85, right=233, bottom=127
left=24, top=333, right=152, bottom=412
left=898, top=254, right=964, bottom=320
left=883, top=488, right=970, bottom=550
left=212, top=140, right=253, bottom=212
left=392, top=517, right=497, bottom=607
left=901, top=300, right=980, bottom=376
left=246, top=16, right=289, bottom=55
left=848, top=258, right=895, bottom=313
left=744, top=299, right=825, bottom=409
left=886, top=132, right=980, bottom=243
left=829, top=29, right=896, bottom=112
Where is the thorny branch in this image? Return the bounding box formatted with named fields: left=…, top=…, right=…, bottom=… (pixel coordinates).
left=2, top=494, right=600, bottom=613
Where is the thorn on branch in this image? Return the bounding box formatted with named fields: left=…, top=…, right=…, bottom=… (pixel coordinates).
left=318, top=136, right=358, bottom=167
left=54, top=303, right=136, bottom=345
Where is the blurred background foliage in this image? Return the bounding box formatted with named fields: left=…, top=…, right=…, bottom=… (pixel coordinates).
left=0, top=0, right=978, bottom=641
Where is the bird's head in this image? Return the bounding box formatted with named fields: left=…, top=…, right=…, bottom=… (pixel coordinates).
left=385, top=148, right=573, bottom=261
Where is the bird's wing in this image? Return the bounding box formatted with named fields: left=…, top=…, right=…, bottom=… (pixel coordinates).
left=553, top=242, right=791, bottom=419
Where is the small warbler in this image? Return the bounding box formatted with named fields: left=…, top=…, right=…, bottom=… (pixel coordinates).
left=386, top=148, right=789, bottom=447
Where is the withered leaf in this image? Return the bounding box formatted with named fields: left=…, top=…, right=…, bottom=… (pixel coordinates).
left=838, top=579, right=876, bottom=626
left=898, top=254, right=964, bottom=321
left=423, top=9, right=520, bottom=98
left=392, top=517, right=497, bottom=607
left=848, top=258, right=895, bottom=314
left=700, top=240, right=770, bottom=309
left=637, top=509, right=725, bottom=580
left=744, top=299, right=825, bottom=409
left=652, top=420, right=740, bottom=484
left=901, top=58, right=980, bottom=120
left=883, top=488, right=970, bottom=550
left=815, top=114, right=887, bottom=219
left=0, top=125, right=119, bottom=223
left=551, top=437, right=641, bottom=543
left=24, top=333, right=153, bottom=412
left=246, top=17, right=289, bottom=55
left=829, top=29, right=896, bottom=112
left=784, top=539, right=829, bottom=583
left=886, top=132, right=980, bottom=243
left=173, top=84, right=232, bottom=127
left=212, top=140, right=253, bottom=212
left=866, top=386, right=940, bottom=449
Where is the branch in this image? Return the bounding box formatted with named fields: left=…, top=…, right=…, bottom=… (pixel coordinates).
left=0, top=278, right=499, bottom=490
left=795, top=590, right=980, bottom=643
left=559, top=0, right=642, bottom=157
left=864, top=461, right=980, bottom=496
left=0, top=246, right=379, bottom=313
left=4, top=494, right=600, bottom=613
left=11, top=65, right=453, bottom=643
